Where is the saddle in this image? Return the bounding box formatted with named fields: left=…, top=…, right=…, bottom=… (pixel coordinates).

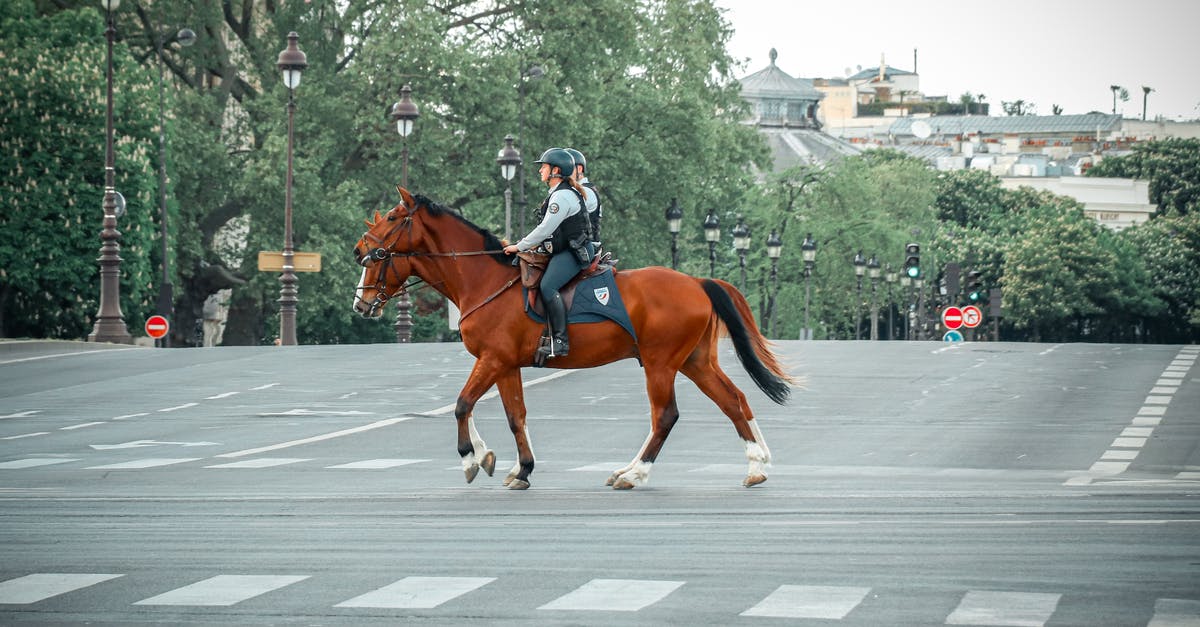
left=517, top=250, right=617, bottom=316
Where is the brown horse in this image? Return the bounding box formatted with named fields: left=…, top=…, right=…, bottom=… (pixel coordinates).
left=352, top=186, right=795, bottom=489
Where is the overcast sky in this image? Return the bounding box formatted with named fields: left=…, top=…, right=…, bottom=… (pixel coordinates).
left=714, top=0, right=1200, bottom=121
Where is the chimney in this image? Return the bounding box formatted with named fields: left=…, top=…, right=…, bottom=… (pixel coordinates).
left=913, top=48, right=918, bottom=74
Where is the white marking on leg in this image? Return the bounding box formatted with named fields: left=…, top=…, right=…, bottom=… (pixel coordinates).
left=618, top=460, right=653, bottom=487
left=745, top=439, right=769, bottom=478
left=461, top=451, right=477, bottom=473
left=613, top=432, right=653, bottom=477
left=467, top=416, right=488, bottom=457
left=748, top=419, right=771, bottom=464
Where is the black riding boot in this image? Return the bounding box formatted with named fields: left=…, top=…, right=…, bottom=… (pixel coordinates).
left=541, top=291, right=569, bottom=358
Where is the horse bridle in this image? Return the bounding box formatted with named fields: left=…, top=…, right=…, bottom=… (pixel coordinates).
left=355, top=203, right=510, bottom=318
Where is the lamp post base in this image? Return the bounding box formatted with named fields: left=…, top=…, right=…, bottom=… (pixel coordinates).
left=88, top=319, right=132, bottom=344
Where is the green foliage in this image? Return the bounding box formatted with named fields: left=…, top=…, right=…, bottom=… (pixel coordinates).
left=1086, top=138, right=1200, bottom=217
left=1, top=2, right=160, bottom=338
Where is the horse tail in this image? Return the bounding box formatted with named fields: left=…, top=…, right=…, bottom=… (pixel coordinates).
left=700, top=279, right=795, bottom=405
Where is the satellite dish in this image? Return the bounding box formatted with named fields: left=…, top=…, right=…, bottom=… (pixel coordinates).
left=912, top=120, right=932, bottom=139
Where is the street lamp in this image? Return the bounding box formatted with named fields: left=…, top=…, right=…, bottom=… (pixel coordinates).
left=765, top=229, right=782, bottom=337
left=867, top=254, right=881, bottom=340
left=88, top=0, right=134, bottom=344
left=801, top=233, right=816, bottom=340
left=665, top=198, right=683, bottom=269
left=517, top=64, right=544, bottom=233
left=496, top=135, right=521, bottom=241
left=885, top=264, right=897, bottom=340
left=703, top=211, right=720, bottom=277
left=154, top=24, right=195, bottom=347
left=899, top=272, right=912, bottom=340
left=732, top=216, right=750, bottom=293
left=391, top=83, right=420, bottom=343
left=852, top=250, right=866, bottom=340
left=274, top=32, right=307, bottom=346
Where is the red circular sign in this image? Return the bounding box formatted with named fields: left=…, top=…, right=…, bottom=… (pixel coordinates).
left=941, top=306, right=964, bottom=330
left=961, top=305, right=983, bottom=329
left=145, top=315, right=170, bottom=339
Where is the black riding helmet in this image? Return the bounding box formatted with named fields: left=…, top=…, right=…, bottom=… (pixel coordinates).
left=535, top=148, right=576, bottom=180
left=564, top=148, right=586, bottom=174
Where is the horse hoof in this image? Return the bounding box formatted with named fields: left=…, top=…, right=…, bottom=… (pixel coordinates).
left=604, top=472, right=619, bottom=487
left=743, top=474, right=767, bottom=487
left=507, top=479, right=530, bottom=490
left=464, top=465, right=479, bottom=484
left=612, top=476, right=637, bottom=490
left=481, top=450, right=496, bottom=477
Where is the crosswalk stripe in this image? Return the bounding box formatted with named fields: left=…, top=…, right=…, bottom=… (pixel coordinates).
left=740, top=584, right=870, bottom=619
left=84, top=458, right=201, bottom=470
left=1149, top=598, right=1200, bottom=626
left=538, top=578, right=684, bottom=611
left=326, top=458, right=429, bottom=469
left=133, top=575, right=309, bottom=606
left=205, top=458, right=311, bottom=469
left=334, top=576, right=494, bottom=609
left=0, top=458, right=78, bottom=469
left=946, top=590, right=1061, bottom=626
left=0, top=573, right=123, bottom=604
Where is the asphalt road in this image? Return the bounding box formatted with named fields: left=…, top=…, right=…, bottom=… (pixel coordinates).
left=0, top=339, right=1197, bottom=626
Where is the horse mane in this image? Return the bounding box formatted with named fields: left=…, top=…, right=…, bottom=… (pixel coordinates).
left=413, top=194, right=510, bottom=265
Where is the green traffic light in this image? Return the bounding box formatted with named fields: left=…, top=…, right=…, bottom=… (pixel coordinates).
left=906, top=266, right=920, bottom=278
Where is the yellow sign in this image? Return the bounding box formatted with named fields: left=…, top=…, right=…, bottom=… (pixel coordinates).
left=257, top=251, right=322, bottom=273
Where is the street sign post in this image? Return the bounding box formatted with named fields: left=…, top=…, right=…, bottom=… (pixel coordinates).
left=145, top=315, right=169, bottom=340
left=257, top=251, right=322, bottom=273
left=962, top=305, right=983, bottom=329
left=943, top=330, right=964, bottom=342
left=941, top=306, right=964, bottom=330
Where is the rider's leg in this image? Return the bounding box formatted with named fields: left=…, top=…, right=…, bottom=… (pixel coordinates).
left=539, top=251, right=581, bottom=357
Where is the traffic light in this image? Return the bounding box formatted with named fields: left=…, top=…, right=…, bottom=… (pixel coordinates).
left=904, top=243, right=920, bottom=278
left=966, top=271, right=984, bottom=302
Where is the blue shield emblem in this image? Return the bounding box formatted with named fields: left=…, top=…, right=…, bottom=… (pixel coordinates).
left=593, top=287, right=610, bottom=306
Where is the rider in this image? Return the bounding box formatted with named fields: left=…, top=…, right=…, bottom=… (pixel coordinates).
left=564, top=147, right=601, bottom=243
left=503, top=147, right=594, bottom=358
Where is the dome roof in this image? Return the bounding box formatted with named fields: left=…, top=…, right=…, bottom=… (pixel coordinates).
left=738, top=49, right=824, bottom=101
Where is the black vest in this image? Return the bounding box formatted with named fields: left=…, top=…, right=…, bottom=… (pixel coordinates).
left=582, top=182, right=602, bottom=241
left=535, top=181, right=591, bottom=252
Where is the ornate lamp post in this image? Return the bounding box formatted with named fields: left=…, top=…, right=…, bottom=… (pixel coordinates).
left=274, top=32, right=307, bottom=346
left=885, top=264, right=897, bottom=340
left=852, top=250, right=866, bottom=340
left=732, top=216, right=750, bottom=293
left=867, top=254, right=881, bottom=340
left=801, top=233, right=816, bottom=340
left=765, top=229, right=782, bottom=337
left=517, top=65, right=544, bottom=233
left=899, top=273, right=912, bottom=339
left=665, top=198, right=683, bottom=269
left=496, top=135, right=521, bottom=241
left=391, top=83, right=420, bottom=342
left=154, top=25, right=195, bottom=347
left=89, top=0, right=133, bottom=344
left=703, top=211, right=720, bottom=277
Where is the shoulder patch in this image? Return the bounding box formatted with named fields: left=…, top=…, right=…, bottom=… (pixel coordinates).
left=548, top=202, right=560, bottom=214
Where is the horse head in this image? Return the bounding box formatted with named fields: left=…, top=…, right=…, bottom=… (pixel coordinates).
left=352, top=185, right=420, bottom=318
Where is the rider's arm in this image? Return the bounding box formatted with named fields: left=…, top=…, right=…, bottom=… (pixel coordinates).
left=516, top=190, right=579, bottom=251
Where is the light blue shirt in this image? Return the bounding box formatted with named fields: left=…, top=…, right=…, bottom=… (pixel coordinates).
left=517, top=187, right=583, bottom=251
left=579, top=176, right=599, bottom=216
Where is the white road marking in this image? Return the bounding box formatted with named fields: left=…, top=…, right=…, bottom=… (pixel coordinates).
left=1139, top=406, right=1167, bottom=416
left=205, top=458, right=311, bottom=469
left=60, top=422, right=105, bottom=431
left=1112, top=437, right=1147, bottom=448
left=1102, top=450, right=1139, bottom=461
left=111, top=413, right=149, bottom=420
left=1122, top=427, right=1154, bottom=437
left=90, top=440, right=219, bottom=450
left=1150, top=387, right=1179, bottom=394
left=326, top=458, right=428, bottom=469
left=0, top=410, right=39, bottom=419
left=1155, top=379, right=1181, bottom=387
left=1159, top=371, right=1185, bottom=378
left=946, top=590, right=1061, bottom=626
left=0, top=573, right=122, bottom=604
left=257, top=409, right=374, bottom=417
left=538, top=578, right=684, bottom=611
left=0, top=458, right=78, bottom=469
left=214, top=418, right=410, bottom=458
left=0, top=348, right=139, bottom=365
left=133, top=575, right=308, bottom=606
left=1132, top=417, right=1162, bottom=426
left=335, top=576, right=494, bottom=609
left=1147, top=598, right=1200, bottom=627
left=249, top=383, right=279, bottom=390
left=740, top=584, right=870, bottom=618
left=85, top=458, right=201, bottom=469
left=1038, top=344, right=1063, bottom=355
left=204, top=392, right=239, bottom=400
left=417, top=370, right=575, bottom=416
left=1, top=432, right=47, bottom=440
left=158, top=403, right=199, bottom=412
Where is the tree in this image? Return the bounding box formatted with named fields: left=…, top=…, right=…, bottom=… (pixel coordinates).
left=1001, top=99, right=1035, bottom=116
left=1087, top=138, right=1200, bottom=217
left=0, top=2, right=160, bottom=338
left=1110, top=84, right=1129, bottom=115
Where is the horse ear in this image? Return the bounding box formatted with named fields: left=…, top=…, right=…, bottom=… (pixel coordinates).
left=397, top=186, right=417, bottom=210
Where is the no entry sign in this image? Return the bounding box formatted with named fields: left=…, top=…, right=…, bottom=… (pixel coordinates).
left=962, top=305, right=983, bottom=329
left=145, top=315, right=170, bottom=339
left=941, top=306, right=964, bottom=330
